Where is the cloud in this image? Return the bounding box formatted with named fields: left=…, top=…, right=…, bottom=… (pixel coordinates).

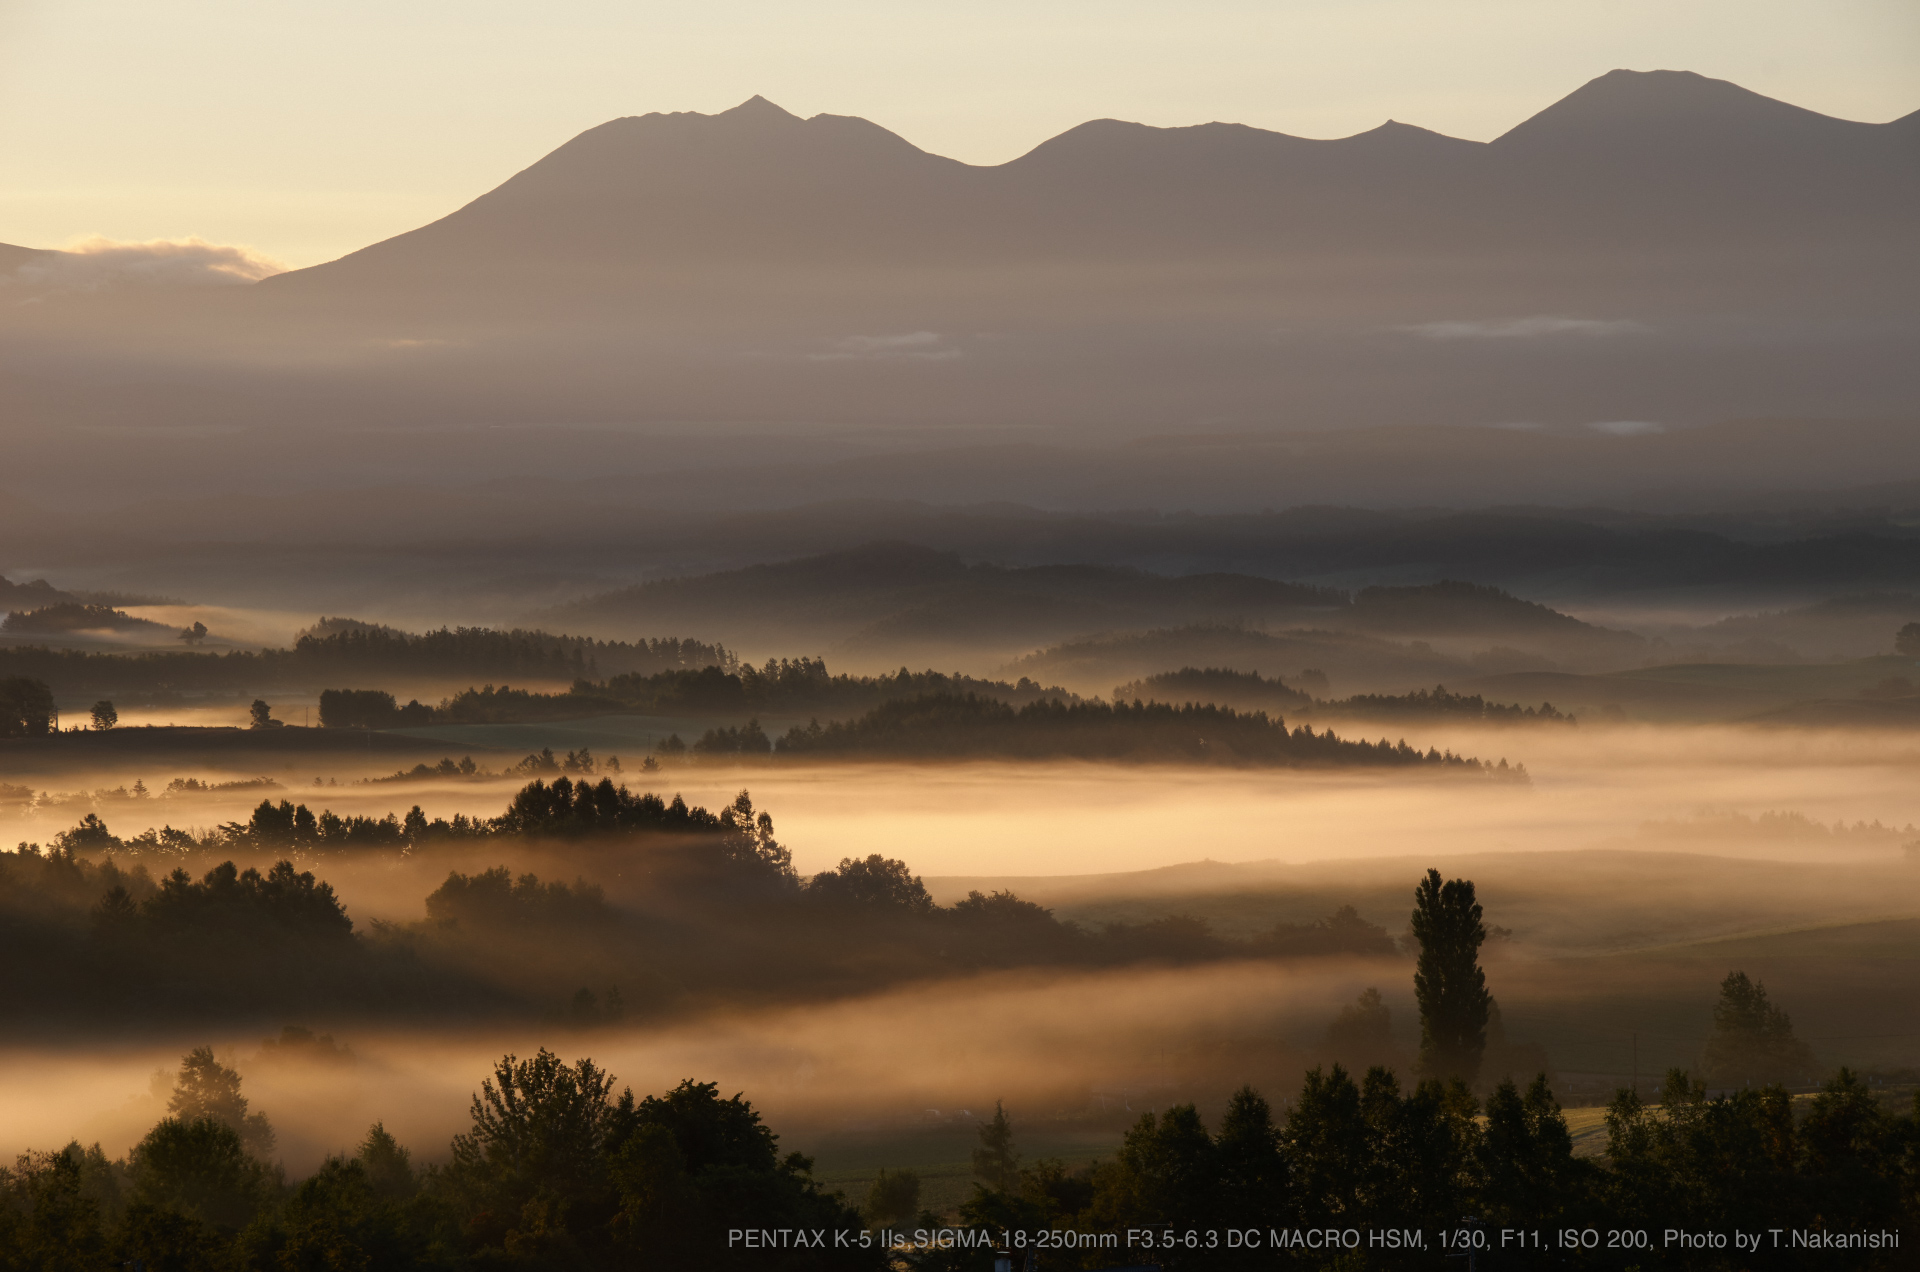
left=4, top=235, right=288, bottom=293
left=1587, top=419, right=1664, bottom=436
left=1397, top=316, right=1651, bottom=340
left=809, top=331, right=962, bottom=362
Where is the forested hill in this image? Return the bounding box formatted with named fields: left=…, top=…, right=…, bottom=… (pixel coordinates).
left=0, top=624, right=732, bottom=696
left=540, top=543, right=1643, bottom=668
left=419, top=660, right=1076, bottom=726
left=540, top=541, right=1348, bottom=648
left=0, top=573, right=79, bottom=611
left=769, top=692, right=1522, bottom=772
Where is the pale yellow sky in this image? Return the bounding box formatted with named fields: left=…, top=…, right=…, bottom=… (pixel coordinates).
left=1, top=0, right=1914, bottom=267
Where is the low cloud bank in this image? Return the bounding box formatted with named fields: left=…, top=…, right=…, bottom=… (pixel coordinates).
left=5, top=235, right=287, bottom=293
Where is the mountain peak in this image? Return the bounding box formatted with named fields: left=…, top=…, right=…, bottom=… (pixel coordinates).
left=721, top=94, right=800, bottom=121
left=1494, top=68, right=1870, bottom=151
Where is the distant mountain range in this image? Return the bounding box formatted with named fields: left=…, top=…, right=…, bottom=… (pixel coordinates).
left=1, top=69, right=1915, bottom=508
left=258, top=71, right=1914, bottom=318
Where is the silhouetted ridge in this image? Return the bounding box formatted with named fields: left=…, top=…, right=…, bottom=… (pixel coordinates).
left=255, top=64, right=1917, bottom=306
left=1492, top=68, right=1885, bottom=152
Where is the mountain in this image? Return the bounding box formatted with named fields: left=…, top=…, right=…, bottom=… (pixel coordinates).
left=3, top=71, right=1916, bottom=504
left=0, top=243, right=50, bottom=273
left=262, top=70, right=1917, bottom=318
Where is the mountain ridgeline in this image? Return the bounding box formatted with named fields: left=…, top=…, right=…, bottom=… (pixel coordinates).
left=264, top=71, right=1917, bottom=313
left=4, top=69, right=1915, bottom=464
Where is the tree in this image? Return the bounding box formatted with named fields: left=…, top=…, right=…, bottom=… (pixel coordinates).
left=1281, top=1065, right=1370, bottom=1221
left=53, top=813, right=121, bottom=855
left=0, top=1145, right=112, bottom=1267
left=179, top=621, right=208, bottom=645
left=248, top=699, right=276, bottom=729
left=318, top=688, right=397, bottom=729
left=89, top=700, right=117, bottom=731
left=1477, top=1075, right=1585, bottom=1229
left=1411, top=868, right=1492, bottom=1085
left=609, top=1078, right=880, bottom=1270
left=864, top=1168, right=920, bottom=1229
left=1897, top=622, right=1920, bottom=657
left=1324, top=986, right=1401, bottom=1071
left=128, top=1116, right=270, bottom=1230
left=446, top=1048, right=618, bottom=1239
left=1702, top=971, right=1817, bottom=1087
left=355, top=1122, right=416, bottom=1201
left=808, top=854, right=934, bottom=912
left=1210, top=1086, right=1289, bottom=1246
left=0, top=677, right=56, bottom=737
left=972, top=1102, right=1020, bottom=1193
left=168, top=1046, right=275, bottom=1158
left=1093, top=1105, right=1218, bottom=1260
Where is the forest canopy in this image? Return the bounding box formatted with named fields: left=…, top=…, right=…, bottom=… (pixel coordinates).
left=769, top=693, right=1519, bottom=772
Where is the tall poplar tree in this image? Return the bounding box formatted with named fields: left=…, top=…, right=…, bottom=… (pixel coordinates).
left=1411, top=868, right=1492, bottom=1085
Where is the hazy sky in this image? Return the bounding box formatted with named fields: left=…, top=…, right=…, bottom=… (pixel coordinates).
left=2, top=0, right=1914, bottom=267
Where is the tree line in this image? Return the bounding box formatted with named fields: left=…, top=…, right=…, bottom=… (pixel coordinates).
left=764, top=694, right=1522, bottom=772
left=906, top=1063, right=1915, bottom=1270
left=0, top=624, right=733, bottom=700
left=1111, top=670, right=1570, bottom=724
left=323, top=661, right=1080, bottom=728
left=1318, top=684, right=1571, bottom=723
left=12, top=1048, right=1908, bottom=1270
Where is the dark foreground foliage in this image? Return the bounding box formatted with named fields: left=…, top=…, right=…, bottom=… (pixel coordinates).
left=0, top=1051, right=872, bottom=1272
left=931, top=1065, right=1920, bottom=1271
left=3, top=1056, right=1912, bottom=1271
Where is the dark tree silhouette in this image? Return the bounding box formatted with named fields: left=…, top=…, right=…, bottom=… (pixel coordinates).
left=0, top=677, right=56, bottom=736
left=1411, top=868, right=1492, bottom=1085
left=90, top=700, right=117, bottom=731
left=1703, top=970, right=1817, bottom=1087
left=167, top=1047, right=275, bottom=1158
left=863, top=1168, right=920, bottom=1229
left=972, top=1102, right=1020, bottom=1194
